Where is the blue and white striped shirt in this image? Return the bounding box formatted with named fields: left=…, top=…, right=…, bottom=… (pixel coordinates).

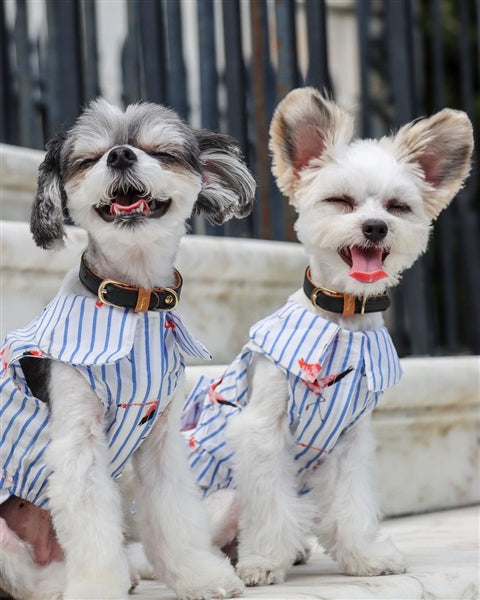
left=181, top=300, right=402, bottom=497
left=0, top=292, right=210, bottom=508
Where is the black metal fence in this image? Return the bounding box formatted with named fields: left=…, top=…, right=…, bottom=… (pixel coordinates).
left=1, top=0, right=479, bottom=357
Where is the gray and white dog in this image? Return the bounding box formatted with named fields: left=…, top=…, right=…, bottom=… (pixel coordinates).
left=0, top=98, right=255, bottom=600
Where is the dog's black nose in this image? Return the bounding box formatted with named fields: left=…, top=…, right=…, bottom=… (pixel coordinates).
left=362, top=219, right=388, bottom=242
left=107, top=146, right=138, bottom=169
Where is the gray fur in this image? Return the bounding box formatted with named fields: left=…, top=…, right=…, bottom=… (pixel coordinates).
left=195, top=131, right=256, bottom=225
left=30, top=134, right=68, bottom=249
left=30, top=99, right=255, bottom=245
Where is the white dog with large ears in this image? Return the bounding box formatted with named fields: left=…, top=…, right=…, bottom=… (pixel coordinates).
left=0, top=98, right=254, bottom=600
left=181, top=88, right=473, bottom=586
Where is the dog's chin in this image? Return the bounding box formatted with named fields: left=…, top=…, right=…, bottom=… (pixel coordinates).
left=339, top=273, right=393, bottom=298
left=94, top=189, right=172, bottom=227
left=311, top=248, right=400, bottom=298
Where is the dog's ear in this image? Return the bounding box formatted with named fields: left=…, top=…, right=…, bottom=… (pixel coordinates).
left=194, top=131, right=256, bottom=225
left=269, top=87, right=354, bottom=204
left=31, top=132, right=68, bottom=249
left=392, top=108, right=474, bottom=220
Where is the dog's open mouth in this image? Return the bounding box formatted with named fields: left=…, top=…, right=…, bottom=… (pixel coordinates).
left=95, top=189, right=172, bottom=223
left=339, top=246, right=390, bottom=283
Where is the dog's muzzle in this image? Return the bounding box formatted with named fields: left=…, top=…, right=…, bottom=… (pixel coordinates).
left=95, top=188, right=172, bottom=223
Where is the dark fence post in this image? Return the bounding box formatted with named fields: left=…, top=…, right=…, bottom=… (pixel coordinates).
left=222, top=0, right=248, bottom=158
left=356, top=0, right=371, bottom=138
left=455, top=0, right=480, bottom=353
left=305, top=0, right=332, bottom=92
left=136, top=0, right=167, bottom=104
left=164, top=0, right=188, bottom=120
left=275, top=0, right=300, bottom=99
left=250, top=0, right=279, bottom=240
left=80, top=0, right=100, bottom=102
left=195, top=0, right=220, bottom=237
left=221, top=0, right=252, bottom=237
left=14, top=0, right=41, bottom=148
left=0, top=3, right=15, bottom=144
left=429, top=0, right=459, bottom=352
left=122, top=1, right=142, bottom=105
left=197, top=0, right=219, bottom=131
left=386, top=0, right=435, bottom=356
left=45, top=0, right=84, bottom=137
left=272, top=0, right=299, bottom=240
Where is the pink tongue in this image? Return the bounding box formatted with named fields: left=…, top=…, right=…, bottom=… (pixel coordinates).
left=348, top=246, right=388, bottom=283
left=110, top=198, right=149, bottom=215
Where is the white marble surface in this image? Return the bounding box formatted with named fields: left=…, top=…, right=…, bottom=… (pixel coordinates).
left=133, top=506, right=479, bottom=600
left=376, top=355, right=480, bottom=516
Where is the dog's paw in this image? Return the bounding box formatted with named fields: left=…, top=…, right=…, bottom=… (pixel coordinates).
left=176, top=577, right=244, bottom=600
left=172, top=557, right=244, bottom=599
left=339, top=538, right=407, bottom=576
left=180, top=580, right=244, bottom=600
left=236, top=560, right=286, bottom=586
left=126, top=541, right=155, bottom=582
left=293, top=544, right=312, bottom=565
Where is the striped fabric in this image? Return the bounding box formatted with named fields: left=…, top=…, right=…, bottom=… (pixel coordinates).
left=181, top=300, right=402, bottom=497
left=0, top=292, right=210, bottom=508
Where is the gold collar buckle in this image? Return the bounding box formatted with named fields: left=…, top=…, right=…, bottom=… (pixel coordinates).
left=97, top=278, right=126, bottom=309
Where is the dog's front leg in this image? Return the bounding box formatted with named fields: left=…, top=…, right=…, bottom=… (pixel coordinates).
left=46, top=362, right=131, bottom=599
left=310, top=416, right=406, bottom=576
left=131, top=382, right=244, bottom=600
left=229, top=356, right=314, bottom=586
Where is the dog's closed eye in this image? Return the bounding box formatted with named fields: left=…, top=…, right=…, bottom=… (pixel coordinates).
left=146, top=150, right=179, bottom=163
left=77, top=156, right=102, bottom=168
left=385, top=199, right=412, bottom=215
left=323, top=196, right=356, bottom=212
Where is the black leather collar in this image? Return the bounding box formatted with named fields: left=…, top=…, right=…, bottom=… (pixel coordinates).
left=79, top=253, right=182, bottom=312
left=303, top=267, right=390, bottom=316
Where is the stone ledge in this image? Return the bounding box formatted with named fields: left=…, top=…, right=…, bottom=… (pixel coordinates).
left=134, top=506, right=479, bottom=600
left=0, top=144, right=45, bottom=222
left=184, top=357, right=479, bottom=518
left=378, top=355, right=477, bottom=410
left=0, top=221, right=306, bottom=284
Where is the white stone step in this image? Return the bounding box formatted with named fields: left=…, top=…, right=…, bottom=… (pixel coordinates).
left=134, top=506, right=479, bottom=600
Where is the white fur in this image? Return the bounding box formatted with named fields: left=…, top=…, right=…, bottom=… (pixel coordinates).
left=294, top=142, right=432, bottom=296
left=0, top=99, right=254, bottom=599
left=206, top=88, right=474, bottom=586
